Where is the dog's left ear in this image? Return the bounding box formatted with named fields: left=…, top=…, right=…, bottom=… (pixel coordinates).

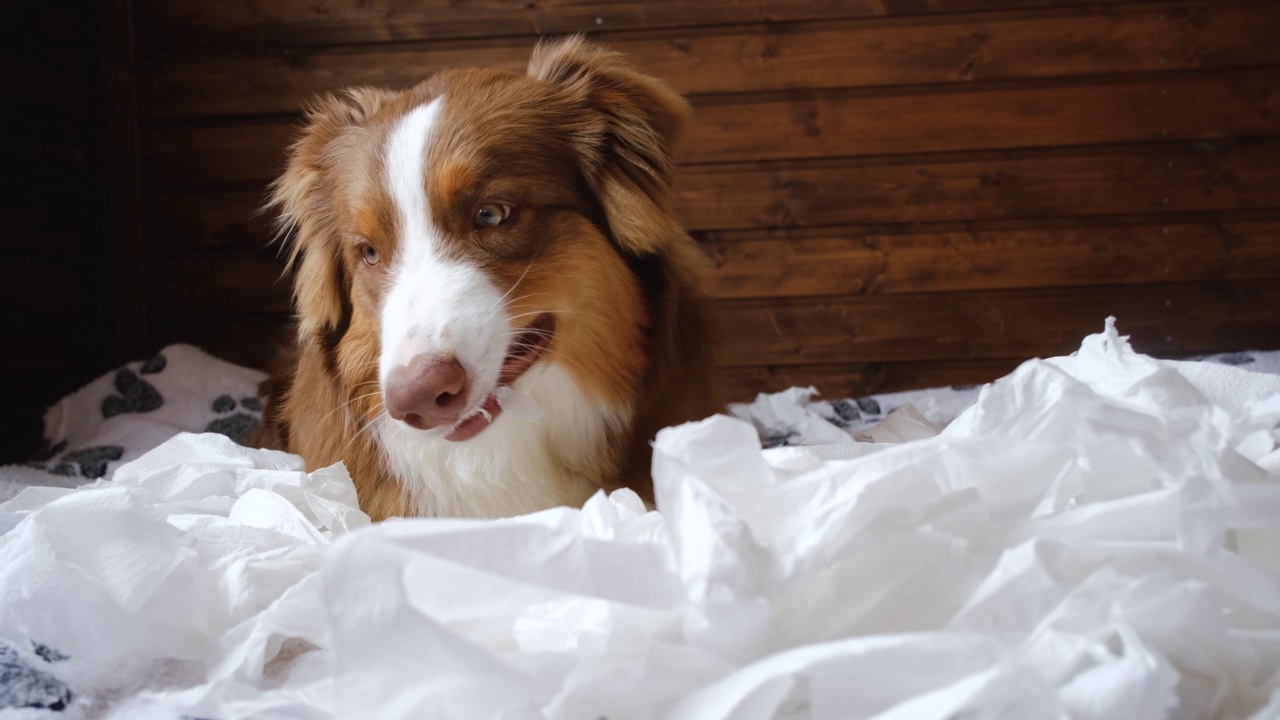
left=268, top=87, right=395, bottom=341
left=529, top=36, right=690, bottom=256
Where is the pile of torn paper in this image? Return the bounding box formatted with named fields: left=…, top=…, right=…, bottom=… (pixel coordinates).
left=1, top=319, right=1279, bottom=719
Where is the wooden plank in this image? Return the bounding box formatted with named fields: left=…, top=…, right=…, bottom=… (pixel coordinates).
left=1, top=261, right=103, bottom=330
left=105, top=0, right=148, bottom=362
left=147, top=216, right=1280, bottom=314
left=134, top=0, right=1174, bottom=50
left=141, top=140, right=1280, bottom=238
left=138, top=69, right=1280, bottom=185
left=149, top=314, right=294, bottom=370
left=691, top=69, right=1279, bottom=164
left=713, top=280, right=1280, bottom=365
left=147, top=252, right=289, bottom=316
left=136, top=3, right=1280, bottom=119
left=701, top=218, right=1280, bottom=299
left=719, top=358, right=1026, bottom=401
left=144, top=186, right=275, bottom=251
left=675, top=140, right=1280, bottom=230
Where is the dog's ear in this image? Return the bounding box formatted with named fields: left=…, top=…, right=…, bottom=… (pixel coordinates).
left=267, top=87, right=395, bottom=340
left=529, top=36, right=690, bottom=256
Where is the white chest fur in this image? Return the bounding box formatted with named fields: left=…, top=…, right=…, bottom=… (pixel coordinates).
left=375, top=363, right=629, bottom=518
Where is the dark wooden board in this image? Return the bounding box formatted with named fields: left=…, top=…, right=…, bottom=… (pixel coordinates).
left=701, top=217, right=1280, bottom=298
left=675, top=140, right=1280, bottom=230
left=135, top=3, right=1280, bottom=118
left=106, top=0, right=148, bottom=361
left=138, top=69, right=1280, bottom=184
left=719, top=357, right=1026, bottom=401
left=713, top=280, right=1280, bottom=365
left=149, top=313, right=296, bottom=370
left=135, top=0, right=1181, bottom=49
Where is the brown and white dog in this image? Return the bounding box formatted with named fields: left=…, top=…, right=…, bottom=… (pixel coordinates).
left=253, top=37, right=722, bottom=521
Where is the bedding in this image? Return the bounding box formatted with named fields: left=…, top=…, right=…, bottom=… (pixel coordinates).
left=1, top=319, right=1279, bottom=719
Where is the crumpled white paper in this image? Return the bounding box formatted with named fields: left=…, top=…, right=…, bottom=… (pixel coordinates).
left=2, top=319, right=1279, bottom=719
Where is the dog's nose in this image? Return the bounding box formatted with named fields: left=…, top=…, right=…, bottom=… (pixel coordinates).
left=384, top=355, right=470, bottom=430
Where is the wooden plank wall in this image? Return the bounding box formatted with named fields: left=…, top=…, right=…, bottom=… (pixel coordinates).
left=133, top=0, right=1280, bottom=402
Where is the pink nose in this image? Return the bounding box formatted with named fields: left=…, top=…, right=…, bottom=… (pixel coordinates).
left=384, top=355, right=470, bottom=430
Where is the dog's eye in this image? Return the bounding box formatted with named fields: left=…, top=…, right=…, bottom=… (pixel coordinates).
left=474, top=204, right=510, bottom=229
left=360, top=244, right=380, bottom=267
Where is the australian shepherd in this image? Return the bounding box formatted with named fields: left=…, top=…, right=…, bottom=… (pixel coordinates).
left=253, top=37, right=722, bottom=520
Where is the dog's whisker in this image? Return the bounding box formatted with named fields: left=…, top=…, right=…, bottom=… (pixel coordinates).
left=482, top=262, right=536, bottom=327
left=502, top=328, right=557, bottom=340
left=318, top=391, right=383, bottom=428
left=505, top=306, right=609, bottom=324
left=505, top=343, right=592, bottom=376
left=338, top=410, right=387, bottom=457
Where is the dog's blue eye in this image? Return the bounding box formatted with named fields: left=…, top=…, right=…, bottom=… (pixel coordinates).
left=361, top=244, right=380, bottom=266
left=474, top=204, right=510, bottom=228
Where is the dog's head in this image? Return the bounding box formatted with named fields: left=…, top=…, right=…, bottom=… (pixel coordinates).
left=270, top=37, right=690, bottom=442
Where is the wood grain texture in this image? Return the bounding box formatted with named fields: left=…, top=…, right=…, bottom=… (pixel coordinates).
left=135, top=0, right=1176, bottom=49
left=701, top=217, right=1280, bottom=298
left=675, top=140, right=1280, bottom=230
left=719, top=358, right=1026, bottom=401
left=714, top=280, right=1280, bottom=366
left=138, top=69, right=1280, bottom=184
left=106, top=0, right=148, bottom=360
left=136, top=3, right=1280, bottom=118
left=149, top=313, right=295, bottom=369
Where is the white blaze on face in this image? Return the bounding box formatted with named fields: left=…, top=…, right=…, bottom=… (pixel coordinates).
left=379, top=97, right=508, bottom=412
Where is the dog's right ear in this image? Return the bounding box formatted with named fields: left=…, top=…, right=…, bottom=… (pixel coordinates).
left=267, top=87, right=395, bottom=341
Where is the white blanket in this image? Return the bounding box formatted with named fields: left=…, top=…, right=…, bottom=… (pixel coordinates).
left=3, top=345, right=265, bottom=504
left=2, top=320, right=1279, bottom=719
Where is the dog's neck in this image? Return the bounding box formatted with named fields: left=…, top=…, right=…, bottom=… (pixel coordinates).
left=373, top=362, right=631, bottom=518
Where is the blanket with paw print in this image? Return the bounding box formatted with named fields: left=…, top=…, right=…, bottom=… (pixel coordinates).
left=0, top=345, right=266, bottom=504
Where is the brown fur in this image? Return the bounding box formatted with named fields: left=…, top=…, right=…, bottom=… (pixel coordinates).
left=251, top=37, right=722, bottom=520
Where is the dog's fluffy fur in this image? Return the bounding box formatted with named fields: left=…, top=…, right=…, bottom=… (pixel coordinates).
left=252, top=37, right=722, bottom=520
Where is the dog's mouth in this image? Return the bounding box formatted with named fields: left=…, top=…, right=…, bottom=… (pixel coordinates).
left=446, top=313, right=556, bottom=442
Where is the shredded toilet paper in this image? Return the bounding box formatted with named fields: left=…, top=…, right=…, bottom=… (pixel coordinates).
left=495, top=385, right=546, bottom=422
left=1, top=320, right=1279, bottom=719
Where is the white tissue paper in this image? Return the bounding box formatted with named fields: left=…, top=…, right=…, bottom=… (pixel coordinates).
left=1, top=319, right=1279, bottom=719
left=495, top=385, right=546, bottom=422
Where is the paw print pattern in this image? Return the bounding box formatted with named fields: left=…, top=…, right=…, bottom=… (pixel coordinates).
left=102, top=353, right=167, bottom=419
left=0, top=641, right=72, bottom=712
left=26, top=444, right=124, bottom=479
left=22, top=440, right=67, bottom=470
left=761, top=433, right=800, bottom=449
left=827, top=397, right=886, bottom=430
left=204, top=395, right=261, bottom=444
left=830, top=399, right=862, bottom=428
left=30, top=644, right=68, bottom=664
left=61, top=446, right=125, bottom=479
left=855, top=397, right=882, bottom=416
left=1215, top=352, right=1256, bottom=366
